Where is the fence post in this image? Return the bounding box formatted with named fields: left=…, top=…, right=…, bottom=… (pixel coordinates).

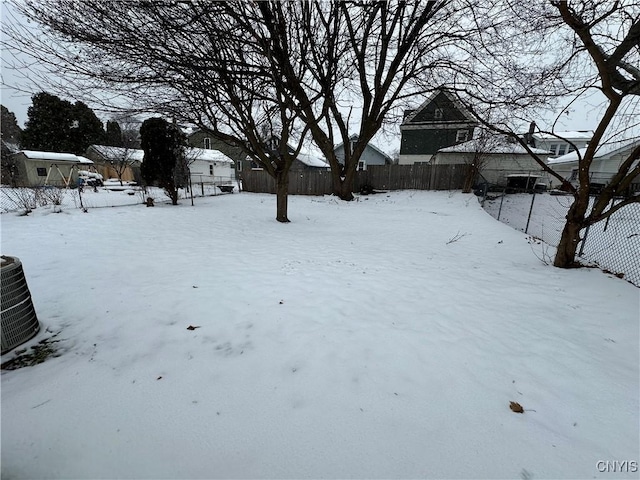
left=603, top=197, right=615, bottom=232
left=497, top=188, right=506, bottom=221
left=578, top=225, right=590, bottom=257
left=524, top=191, right=536, bottom=234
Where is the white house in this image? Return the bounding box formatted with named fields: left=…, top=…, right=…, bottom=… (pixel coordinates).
left=187, top=147, right=236, bottom=186
left=547, top=138, right=640, bottom=189
left=530, top=131, right=593, bottom=158
left=432, top=136, right=552, bottom=187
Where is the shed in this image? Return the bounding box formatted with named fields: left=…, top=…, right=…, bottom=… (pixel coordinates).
left=11, top=150, right=94, bottom=187
left=187, top=147, right=236, bottom=187
left=433, top=137, right=551, bottom=187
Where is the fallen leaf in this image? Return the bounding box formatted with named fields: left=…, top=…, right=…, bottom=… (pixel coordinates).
left=510, top=401, right=524, bottom=413
left=157, top=376, right=163, bottom=380
left=187, top=325, right=200, bottom=331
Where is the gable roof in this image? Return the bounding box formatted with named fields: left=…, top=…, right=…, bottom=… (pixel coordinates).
left=297, top=152, right=329, bottom=168
left=532, top=131, right=593, bottom=141
left=334, top=134, right=392, bottom=162
left=89, top=145, right=145, bottom=162
left=548, top=138, right=640, bottom=165
left=402, top=89, right=477, bottom=125
left=439, top=138, right=550, bottom=155
left=188, top=147, right=234, bottom=164
left=17, top=150, right=94, bottom=164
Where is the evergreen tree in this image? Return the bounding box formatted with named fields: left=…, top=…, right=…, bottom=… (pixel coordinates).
left=1, top=105, right=23, bottom=145
left=140, top=117, right=187, bottom=205
left=21, top=92, right=105, bottom=155
left=105, top=120, right=124, bottom=147
left=1, top=105, right=23, bottom=186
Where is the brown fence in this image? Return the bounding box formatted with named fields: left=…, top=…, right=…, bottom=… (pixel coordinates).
left=241, top=164, right=468, bottom=195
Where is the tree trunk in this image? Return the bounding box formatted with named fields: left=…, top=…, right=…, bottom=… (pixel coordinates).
left=331, top=166, right=355, bottom=201
left=462, top=164, right=478, bottom=194
left=554, top=194, right=589, bottom=267
left=275, top=171, right=290, bottom=223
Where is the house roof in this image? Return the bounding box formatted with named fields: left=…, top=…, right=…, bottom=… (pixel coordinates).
left=18, top=150, right=94, bottom=164
left=402, top=88, right=477, bottom=125
left=547, top=138, right=640, bottom=165
left=89, top=145, right=145, bottom=162
left=334, top=134, right=392, bottom=162
left=532, top=131, right=593, bottom=141
left=188, top=147, right=234, bottom=164
left=297, top=152, right=329, bottom=168
left=438, top=138, right=550, bottom=155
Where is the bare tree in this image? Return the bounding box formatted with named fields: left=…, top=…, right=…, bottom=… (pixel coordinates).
left=460, top=129, right=506, bottom=193
left=2, top=1, right=310, bottom=222
left=251, top=1, right=481, bottom=200
left=451, top=1, right=640, bottom=268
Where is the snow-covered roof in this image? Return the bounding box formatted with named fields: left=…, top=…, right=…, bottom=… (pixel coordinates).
left=90, top=145, right=145, bottom=162
left=18, top=150, right=94, bottom=164
left=533, top=131, right=593, bottom=141
left=334, top=134, right=392, bottom=162
left=438, top=139, right=550, bottom=155
left=297, top=153, right=329, bottom=168
left=548, top=138, right=640, bottom=165
left=76, top=156, right=94, bottom=164
left=188, top=147, right=234, bottom=164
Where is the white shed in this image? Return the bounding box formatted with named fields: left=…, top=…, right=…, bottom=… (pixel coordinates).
left=187, top=147, right=236, bottom=187
left=433, top=137, right=551, bottom=187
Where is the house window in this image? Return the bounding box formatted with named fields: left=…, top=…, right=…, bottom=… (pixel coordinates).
left=204, top=137, right=211, bottom=149
left=236, top=161, right=241, bottom=171
left=455, top=130, right=468, bottom=143
left=557, top=145, right=567, bottom=156
left=434, top=108, right=444, bottom=120
left=569, top=169, right=578, bottom=181
left=358, top=161, right=366, bottom=171
left=209, top=165, right=214, bottom=175
left=549, top=143, right=559, bottom=155
left=37, top=167, right=47, bottom=176
left=568, top=145, right=575, bottom=153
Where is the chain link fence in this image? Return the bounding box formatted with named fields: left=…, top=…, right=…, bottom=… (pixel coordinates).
left=481, top=189, right=640, bottom=287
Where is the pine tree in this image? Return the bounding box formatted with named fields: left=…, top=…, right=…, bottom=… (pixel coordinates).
left=21, top=92, right=105, bottom=155
left=1, top=105, right=23, bottom=145
left=140, top=117, right=187, bottom=205
left=105, top=120, right=124, bottom=147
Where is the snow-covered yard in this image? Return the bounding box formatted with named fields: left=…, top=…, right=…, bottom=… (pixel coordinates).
left=1, top=191, right=638, bottom=479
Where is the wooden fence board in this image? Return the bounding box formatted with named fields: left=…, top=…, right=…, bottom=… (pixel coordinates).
left=241, top=164, right=468, bottom=195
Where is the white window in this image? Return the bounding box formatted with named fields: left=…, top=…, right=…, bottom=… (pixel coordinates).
left=204, top=137, right=211, bottom=149
left=358, top=161, right=366, bottom=171
left=549, top=143, right=559, bottom=155
left=434, top=108, right=444, bottom=120
left=209, top=165, right=214, bottom=175
left=455, top=130, right=468, bottom=143
left=557, top=145, right=567, bottom=156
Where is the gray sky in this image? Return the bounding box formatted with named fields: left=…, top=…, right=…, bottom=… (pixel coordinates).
left=0, top=2, right=624, bottom=154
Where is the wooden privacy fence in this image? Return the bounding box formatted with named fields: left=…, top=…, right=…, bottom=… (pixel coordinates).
left=241, top=164, right=469, bottom=195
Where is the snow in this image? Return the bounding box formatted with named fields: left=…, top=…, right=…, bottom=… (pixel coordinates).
left=297, top=152, right=330, bottom=168
left=1, top=191, right=638, bottom=479
left=89, top=145, right=145, bottom=162
left=439, top=139, right=550, bottom=155
left=533, top=131, right=594, bottom=140
left=548, top=138, right=640, bottom=165
left=19, top=150, right=93, bottom=163
left=189, top=147, right=234, bottom=164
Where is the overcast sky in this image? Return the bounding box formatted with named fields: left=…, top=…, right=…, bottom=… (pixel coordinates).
left=0, top=3, right=623, bottom=155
